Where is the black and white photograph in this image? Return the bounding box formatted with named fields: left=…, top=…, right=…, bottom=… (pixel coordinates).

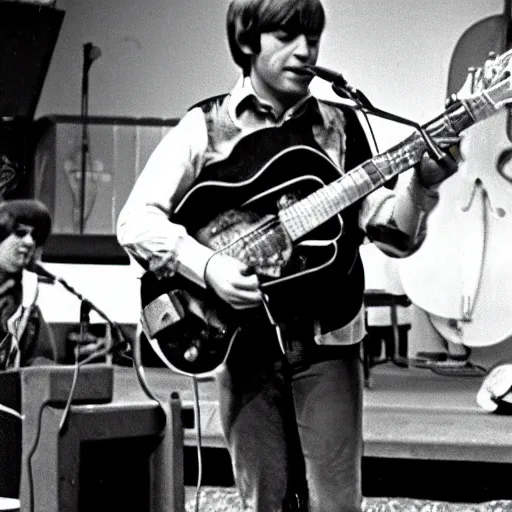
left=0, top=0, right=511, bottom=510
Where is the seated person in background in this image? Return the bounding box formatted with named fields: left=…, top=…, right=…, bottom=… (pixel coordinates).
left=0, top=199, right=54, bottom=370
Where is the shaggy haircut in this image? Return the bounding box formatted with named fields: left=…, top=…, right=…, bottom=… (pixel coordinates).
left=0, top=200, right=52, bottom=247
left=227, top=0, right=325, bottom=75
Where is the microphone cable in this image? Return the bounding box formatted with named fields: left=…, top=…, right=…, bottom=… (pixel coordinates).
left=130, top=323, right=165, bottom=408
left=0, top=402, right=22, bottom=420
left=190, top=375, right=203, bottom=512
left=58, top=303, right=90, bottom=435
left=358, top=107, right=380, bottom=156
left=57, top=321, right=169, bottom=436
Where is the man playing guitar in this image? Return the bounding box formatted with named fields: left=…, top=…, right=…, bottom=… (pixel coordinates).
left=117, top=0, right=460, bottom=510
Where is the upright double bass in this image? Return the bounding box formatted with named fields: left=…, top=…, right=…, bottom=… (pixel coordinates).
left=399, top=2, right=512, bottom=347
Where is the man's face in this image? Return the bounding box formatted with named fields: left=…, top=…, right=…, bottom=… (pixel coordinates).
left=250, top=30, right=320, bottom=111
left=0, top=223, right=36, bottom=274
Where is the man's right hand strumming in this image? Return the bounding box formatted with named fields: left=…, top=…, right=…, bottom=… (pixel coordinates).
left=204, top=254, right=261, bottom=310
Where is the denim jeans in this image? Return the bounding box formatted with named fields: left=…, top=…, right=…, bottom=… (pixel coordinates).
left=217, top=334, right=363, bottom=512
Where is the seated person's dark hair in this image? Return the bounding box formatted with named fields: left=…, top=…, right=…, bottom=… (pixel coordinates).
left=0, top=200, right=52, bottom=247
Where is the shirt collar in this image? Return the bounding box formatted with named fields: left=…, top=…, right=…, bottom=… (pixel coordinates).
left=228, top=75, right=319, bottom=124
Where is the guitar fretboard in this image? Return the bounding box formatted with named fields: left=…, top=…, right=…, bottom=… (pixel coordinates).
left=279, top=81, right=504, bottom=242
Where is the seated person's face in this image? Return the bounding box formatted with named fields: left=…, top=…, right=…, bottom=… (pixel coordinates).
left=0, top=223, right=36, bottom=274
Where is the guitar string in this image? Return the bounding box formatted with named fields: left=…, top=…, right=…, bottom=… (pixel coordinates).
left=279, top=128, right=435, bottom=240
left=280, top=158, right=398, bottom=240
left=252, top=103, right=458, bottom=242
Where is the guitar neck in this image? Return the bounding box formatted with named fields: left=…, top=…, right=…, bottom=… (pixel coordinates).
left=279, top=82, right=505, bottom=242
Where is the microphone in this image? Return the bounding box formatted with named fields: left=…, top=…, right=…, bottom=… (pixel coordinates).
left=307, top=64, right=456, bottom=169
left=305, top=64, right=350, bottom=88
left=31, top=262, right=57, bottom=284
left=85, top=42, right=102, bottom=63
left=305, top=64, right=373, bottom=108
left=83, top=42, right=102, bottom=75
left=80, top=300, right=92, bottom=330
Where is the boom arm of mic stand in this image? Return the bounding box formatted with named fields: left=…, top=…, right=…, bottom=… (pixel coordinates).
left=55, top=275, right=133, bottom=352
left=331, top=83, right=449, bottom=163
left=51, top=270, right=162, bottom=407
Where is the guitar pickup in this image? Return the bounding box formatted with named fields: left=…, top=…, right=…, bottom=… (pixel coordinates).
left=141, top=292, right=185, bottom=339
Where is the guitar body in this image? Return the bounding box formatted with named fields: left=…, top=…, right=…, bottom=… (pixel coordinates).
left=140, top=271, right=241, bottom=376
left=141, top=146, right=345, bottom=377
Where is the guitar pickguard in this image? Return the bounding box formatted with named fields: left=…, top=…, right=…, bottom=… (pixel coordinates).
left=196, top=209, right=293, bottom=278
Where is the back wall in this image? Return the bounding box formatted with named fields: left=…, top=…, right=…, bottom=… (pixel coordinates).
left=37, top=0, right=503, bottom=150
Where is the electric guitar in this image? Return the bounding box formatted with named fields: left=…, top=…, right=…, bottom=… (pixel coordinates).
left=141, top=49, right=512, bottom=378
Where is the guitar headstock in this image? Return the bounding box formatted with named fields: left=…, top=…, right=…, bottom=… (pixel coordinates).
left=448, top=48, right=512, bottom=104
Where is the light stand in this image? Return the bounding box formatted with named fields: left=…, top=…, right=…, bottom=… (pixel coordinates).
left=79, top=42, right=101, bottom=234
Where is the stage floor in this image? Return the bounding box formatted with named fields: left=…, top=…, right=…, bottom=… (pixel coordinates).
left=183, top=487, right=512, bottom=512
left=114, top=362, right=512, bottom=464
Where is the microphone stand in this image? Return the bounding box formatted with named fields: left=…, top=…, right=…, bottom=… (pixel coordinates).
left=333, top=83, right=457, bottom=173
left=307, top=64, right=457, bottom=173
left=50, top=272, right=130, bottom=358
left=79, top=42, right=101, bottom=234
left=36, top=264, right=163, bottom=421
